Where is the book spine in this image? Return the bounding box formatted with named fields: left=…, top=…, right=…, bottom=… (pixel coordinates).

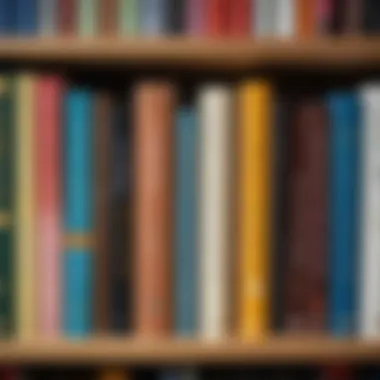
left=99, top=0, right=118, bottom=35
left=0, top=76, right=15, bottom=339
left=297, top=0, right=318, bottom=37
left=359, top=84, right=380, bottom=339
left=317, top=0, right=334, bottom=34
left=160, top=370, right=199, bottom=380
left=175, top=106, right=197, bottom=337
left=185, top=0, right=205, bottom=35
left=140, top=0, right=168, bottom=35
left=254, top=0, right=277, bottom=36
left=64, top=89, right=94, bottom=337
left=78, top=0, right=98, bottom=37
left=167, top=0, right=184, bottom=34
left=16, top=0, right=37, bottom=35
left=275, top=0, right=296, bottom=37
left=237, top=80, right=273, bottom=340
left=342, top=0, right=364, bottom=34
left=205, top=0, right=229, bottom=36
left=229, top=0, right=251, bottom=36
left=15, top=74, right=37, bottom=339
left=328, top=91, right=359, bottom=336
left=134, top=82, right=175, bottom=336
left=98, top=368, right=132, bottom=380
left=364, top=0, right=380, bottom=34
left=119, top=0, right=139, bottom=35
left=38, top=0, right=58, bottom=35
left=35, top=76, right=63, bottom=337
left=198, top=85, right=232, bottom=340
left=58, top=0, right=76, bottom=35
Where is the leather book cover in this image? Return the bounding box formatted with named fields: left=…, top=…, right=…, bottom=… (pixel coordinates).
left=283, top=97, right=328, bottom=332
left=206, top=0, right=229, bottom=36
left=228, top=0, right=251, bottom=36
left=58, top=0, right=76, bottom=35
left=134, top=82, right=176, bottom=336
left=99, top=0, right=118, bottom=35
left=364, top=0, right=380, bottom=34
left=297, top=0, right=318, bottom=37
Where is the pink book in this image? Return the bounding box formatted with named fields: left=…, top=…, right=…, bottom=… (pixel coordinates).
left=36, top=76, right=64, bottom=337
left=186, top=0, right=205, bottom=35
left=318, top=0, right=333, bottom=33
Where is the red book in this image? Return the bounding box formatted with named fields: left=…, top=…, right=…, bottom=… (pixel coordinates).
left=206, top=0, right=229, bottom=36
left=229, top=0, right=251, bottom=36
left=58, top=0, right=76, bottom=36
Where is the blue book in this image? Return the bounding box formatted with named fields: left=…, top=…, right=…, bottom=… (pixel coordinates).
left=64, top=88, right=94, bottom=338
left=0, top=0, right=17, bottom=35
left=16, top=0, right=37, bottom=35
left=175, top=107, right=197, bottom=336
left=140, top=0, right=168, bottom=35
left=328, top=91, right=360, bottom=336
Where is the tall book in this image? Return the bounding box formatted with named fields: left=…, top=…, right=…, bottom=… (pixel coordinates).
left=99, top=0, right=118, bottom=35
left=140, top=0, right=168, bottom=35
left=328, top=91, right=359, bottom=337
left=175, top=106, right=197, bottom=337
left=38, top=0, right=58, bottom=35
left=359, top=84, right=380, bottom=339
left=297, top=0, right=318, bottom=37
left=78, top=0, right=98, bottom=37
left=15, top=73, right=37, bottom=339
left=58, top=0, right=76, bottom=35
left=64, top=88, right=94, bottom=337
left=134, top=82, right=176, bottom=336
left=16, top=0, right=37, bottom=35
left=228, top=0, right=251, bottom=36
left=0, top=76, right=14, bottom=339
left=119, top=0, right=139, bottom=35
left=283, top=98, right=328, bottom=332
left=254, top=0, right=277, bottom=36
left=36, top=76, right=63, bottom=337
left=205, top=0, right=229, bottom=36
left=185, top=0, right=205, bottom=35
left=275, top=0, right=296, bottom=37
left=198, top=85, right=232, bottom=340
left=364, top=0, right=380, bottom=34
left=237, top=80, right=273, bottom=340
left=0, top=0, right=16, bottom=35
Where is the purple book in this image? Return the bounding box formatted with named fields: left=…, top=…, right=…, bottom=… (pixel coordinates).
left=186, top=0, right=205, bottom=35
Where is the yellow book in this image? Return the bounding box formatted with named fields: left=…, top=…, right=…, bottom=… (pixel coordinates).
left=15, top=74, right=37, bottom=340
left=237, top=80, right=273, bottom=340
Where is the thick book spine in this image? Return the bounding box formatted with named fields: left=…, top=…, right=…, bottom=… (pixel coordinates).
left=15, top=74, right=37, bottom=339
left=185, top=0, right=205, bottom=35
left=254, top=0, right=277, bottom=37
left=205, top=0, right=229, bottom=36
left=99, top=0, right=118, bottom=35
left=175, top=106, right=197, bottom=337
left=228, top=0, right=251, bottom=36
left=140, top=0, right=168, bottom=35
left=119, top=0, right=139, bottom=35
left=328, top=91, right=359, bottom=336
left=237, top=80, right=273, bottom=340
left=134, top=82, right=175, bottom=336
left=198, top=85, right=232, bottom=340
left=78, top=0, right=98, bottom=37
left=64, top=89, right=94, bottom=337
left=16, top=0, right=37, bottom=35
left=359, top=84, right=380, bottom=339
left=58, top=0, right=76, bottom=35
left=297, top=0, right=318, bottom=37
left=0, top=76, right=15, bottom=339
left=35, top=77, right=63, bottom=337
left=275, top=0, right=296, bottom=37
left=38, top=0, right=58, bottom=35
left=364, top=0, right=380, bottom=34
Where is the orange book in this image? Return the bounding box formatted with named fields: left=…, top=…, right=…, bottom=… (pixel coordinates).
left=297, top=0, right=318, bottom=37
left=134, top=82, right=176, bottom=336
left=237, top=80, right=273, bottom=340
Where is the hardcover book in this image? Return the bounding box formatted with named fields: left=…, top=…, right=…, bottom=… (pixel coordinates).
left=78, top=0, right=98, bottom=36
left=16, top=0, right=37, bottom=35
left=38, top=0, right=58, bottom=35
left=206, top=0, right=229, bottom=36
left=229, top=0, right=251, bottom=36
left=185, top=0, right=205, bottom=35
left=99, top=0, right=118, bottom=35
left=58, top=0, right=76, bottom=35
left=140, top=0, right=168, bottom=35
left=119, top=0, right=139, bottom=35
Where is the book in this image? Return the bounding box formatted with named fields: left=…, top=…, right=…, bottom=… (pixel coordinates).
left=167, top=0, right=185, bottom=34
left=175, top=106, right=198, bottom=337
left=317, top=0, right=334, bottom=34
left=140, top=0, right=168, bottom=35
left=58, top=0, right=76, bottom=35
left=206, top=0, right=229, bottom=36
left=237, top=80, right=273, bottom=340
left=228, top=0, right=251, bottom=36
left=16, top=0, right=37, bottom=35
left=297, top=0, right=318, bottom=37
left=159, top=370, right=199, bottom=380
left=275, top=0, right=296, bottom=37
left=254, top=0, right=277, bottom=36
left=359, top=84, right=380, bottom=339
left=328, top=91, right=360, bottom=337
left=134, top=82, right=176, bottom=336
left=185, top=0, right=205, bottom=35
left=283, top=97, right=328, bottom=332
left=0, top=76, right=14, bottom=339
left=15, top=73, right=37, bottom=339
left=343, top=0, right=364, bottom=33
left=64, top=88, right=95, bottom=337
left=364, top=0, right=380, bottom=34
left=98, top=368, right=132, bottom=380
left=35, top=76, right=63, bottom=337
left=198, top=85, right=232, bottom=340
left=38, top=0, right=58, bottom=35
left=119, top=0, right=139, bottom=35
left=0, top=0, right=16, bottom=35
left=78, top=0, right=98, bottom=37
left=99, top=0, right=118, bottom=35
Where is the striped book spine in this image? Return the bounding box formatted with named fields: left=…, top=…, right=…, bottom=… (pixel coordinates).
left=175, top=106, right=197, bottom=336
left=15, top=74, right=37, bottom=339
left=64, top=88, right=94, bottom=337
left=38, top=0, right=58, bottom=35
left=119, top=0, right=139, bottom=35
left=16, top=0, right=37, bottom=35
left=36, top=76, right=63, bottom=337
left=140, top=0, right=168, bottom=35
left=78, top=0, right=98, bottom=37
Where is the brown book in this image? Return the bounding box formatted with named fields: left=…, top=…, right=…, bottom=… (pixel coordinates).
left=343, top=0, right=364, bottom=33
left=297, top=0, right=318, bottom=37
left=98, top=368, right=132, bottom=380
left=283, top=98, right=328, bottom=332
left=99, top=0, right=118, bottom=35
left=134, top=82, right=176, bottom=336
left=58, top=0, right=76, bottom=35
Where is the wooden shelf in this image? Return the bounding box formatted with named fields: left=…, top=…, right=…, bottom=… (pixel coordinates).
left=1, top=338, right=380, bottom=365
left=0, top=37, right=379, bottom=70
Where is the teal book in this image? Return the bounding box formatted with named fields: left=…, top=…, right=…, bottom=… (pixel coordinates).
left=78, top=0, right=98, bottom=37
left=0, top=76, right=14, bottom=339
left=119, top=0, right=139, bottom=35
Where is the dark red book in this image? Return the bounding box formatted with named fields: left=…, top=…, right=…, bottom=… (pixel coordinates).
left=206, top=0, right=229, bottom=36
left=58, top=0, right=76, bottom=36
left=228, top=0, right=251, bottom=36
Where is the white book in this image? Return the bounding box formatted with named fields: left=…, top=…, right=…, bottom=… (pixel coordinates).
left=254, top=0, right=277, bottom=37
left=359, top=84, right=380, bottom=339
left=198, top=85, right=232, bottom=340
left=275, top=0, right=295, bottom=37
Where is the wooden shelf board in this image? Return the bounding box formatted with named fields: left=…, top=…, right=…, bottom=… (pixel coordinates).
left=0, top=37, right=379, bottom=69
left=1, top=337, right=380, bottom=365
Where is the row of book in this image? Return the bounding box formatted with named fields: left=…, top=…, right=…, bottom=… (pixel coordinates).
left=1, top=0, right=380, bottom=37
left=2, top=73, right=380, bottom=341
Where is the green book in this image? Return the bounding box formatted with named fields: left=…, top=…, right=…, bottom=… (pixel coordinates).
left=0, top=76, right=14, bottom=339
left=119, top=0, right=139, bottom=36
left=79, top=0, right=99, bottom=37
